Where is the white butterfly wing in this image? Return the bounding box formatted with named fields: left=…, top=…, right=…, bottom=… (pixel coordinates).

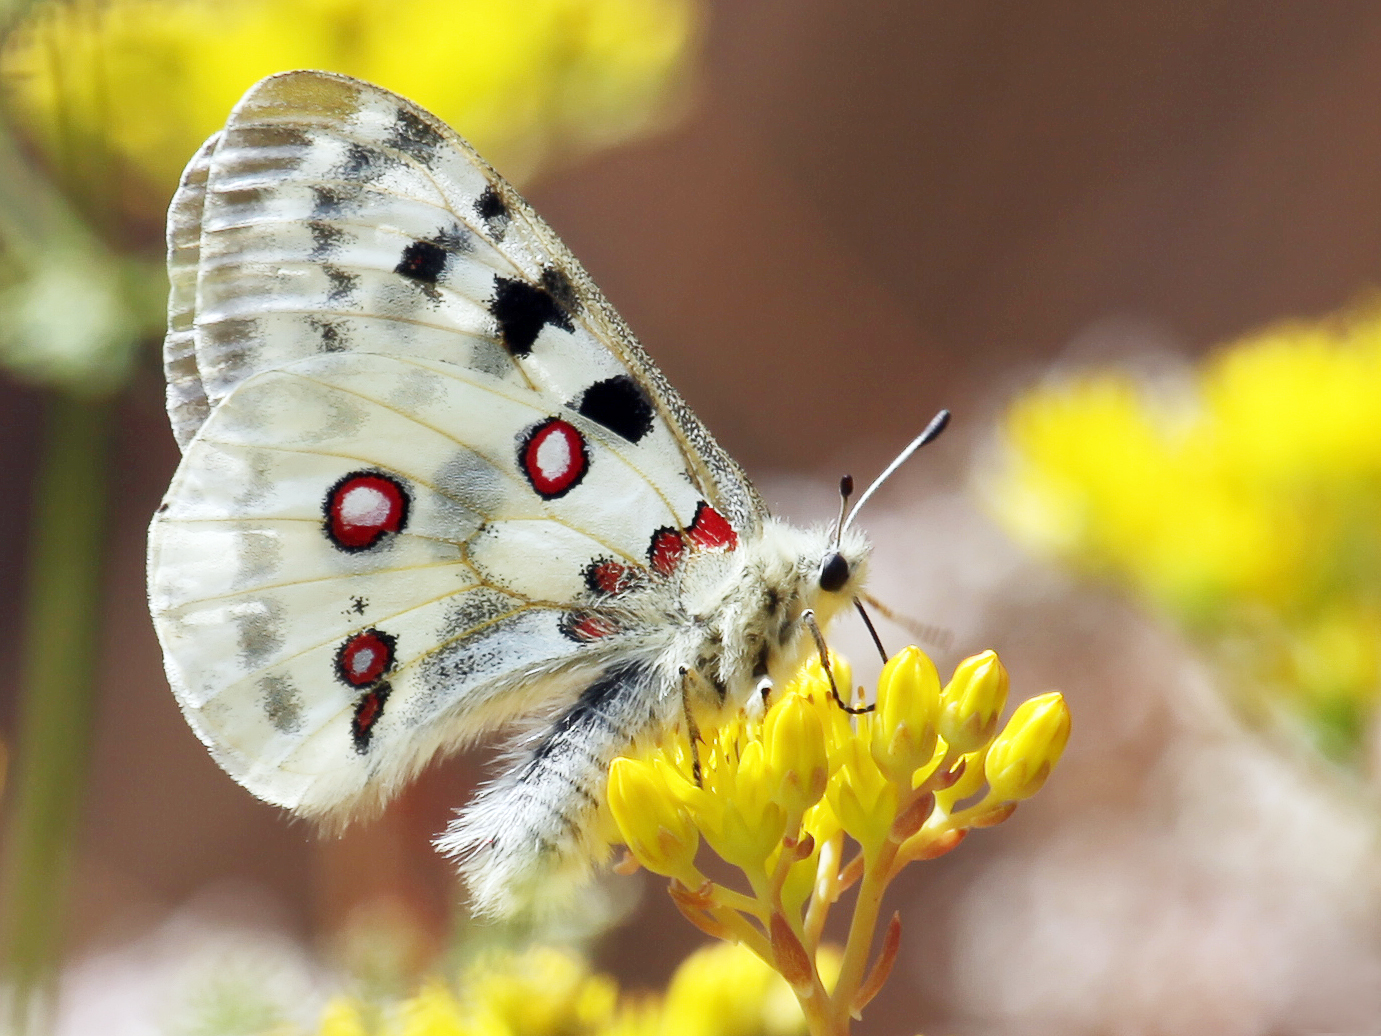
left=150, top=351, right=720, bottom=816
left=163, top=68, right=766, bottom=531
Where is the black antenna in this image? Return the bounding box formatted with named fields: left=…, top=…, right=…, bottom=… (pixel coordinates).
left=853, top=598, right=889, bottom=663
left=843, top=409, right=950, bottom=533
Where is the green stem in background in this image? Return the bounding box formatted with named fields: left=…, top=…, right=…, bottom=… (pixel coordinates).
left=2, top=392, right=111, bottom=1032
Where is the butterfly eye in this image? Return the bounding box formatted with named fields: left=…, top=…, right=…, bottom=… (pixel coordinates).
left=818, top=552, right=850, bottom=593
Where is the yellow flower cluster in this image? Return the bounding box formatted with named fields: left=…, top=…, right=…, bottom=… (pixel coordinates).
left=316, top=942, right=807, bottom=1036
left=606, top=648, right=1070, bottom=1036
left=991, top=309, right=1381, bottom=758
left=0, top=0, right=698, bottom=227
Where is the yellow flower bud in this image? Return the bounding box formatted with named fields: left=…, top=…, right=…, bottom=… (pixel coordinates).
left=764, top=691, right=829, bottom=817
left=984, top=691, right=1071, bottom=802
left=871, top=646, right=941, bottom=782
left=606, top=757, right=699, bottom=879
left=694, top=739, right=787, bottom=872
left=938, top=650, right=1010, bottom=754
left=825, top=740, right=897, bottom=855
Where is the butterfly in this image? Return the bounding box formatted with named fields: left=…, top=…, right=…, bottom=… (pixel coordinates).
left=147, top=70, right=937, bottom=916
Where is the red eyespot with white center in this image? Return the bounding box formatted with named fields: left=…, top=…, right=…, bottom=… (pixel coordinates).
left=334, top=628, right=397, bottom=687
left=324, top=471, right=409, bottom=551
left=688, top=501, right=738, bottom=551
left=520, top=418, right=589, bottom=499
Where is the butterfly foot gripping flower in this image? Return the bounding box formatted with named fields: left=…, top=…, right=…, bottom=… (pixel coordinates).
left=607, top=647, right=1071, bottom=1036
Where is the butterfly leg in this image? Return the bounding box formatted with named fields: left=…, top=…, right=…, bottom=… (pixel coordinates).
left=678, top=667, right=705, bottom=787
left=802, top=608, right=874, bottom=715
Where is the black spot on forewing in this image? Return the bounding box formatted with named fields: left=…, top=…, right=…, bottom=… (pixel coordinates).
left=396, top=240, right=447, bottom=284
left=337, top=142, right=391, bottom=181
left=575, top=375, right=655, bottom=443
left=490, top=273, right=575, bottom=356
left=312, top=184, right=362, bottom=218
left=307, top=317, right=349, bottom=353
left=322, top=264, right=358, bottom=303
left=308, top=221, right=346, bottom=259
left=395, top=227, right=472, bottom=289
left=386, top=107, right=445, bottom=166
left=475, top=185, right=510, bottom=240
left=541, top=267, right=579, bottom=313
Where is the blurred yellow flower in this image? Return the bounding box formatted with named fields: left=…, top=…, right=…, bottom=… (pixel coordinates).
left=1, top=0, right=700, bottom=232
left=314, top=942, right=807, bottom=1036
left=990, top=308, right=1381, bottom=760
left=606, top=648, right=1069, bottom=1036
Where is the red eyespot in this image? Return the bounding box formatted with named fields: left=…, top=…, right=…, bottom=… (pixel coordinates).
left=688, top=502, right=737, bottom=551
left=351, top=683, right=392, bottom=753
left=648, top=527, right=686, bottom=575
left=561, top=612, right=621, bottom=642
left=325, top=472, right=408, bottom=551
left=585, top=559, right=638, bottom=596
left=520, top=418, right=589, bottom=499
left=335, top=629, right=396, bottom=687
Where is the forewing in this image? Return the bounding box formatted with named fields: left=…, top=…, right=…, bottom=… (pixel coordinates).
left=148, top=351, right=720, bottom=817
left=165, top=69, right=766, bottom=533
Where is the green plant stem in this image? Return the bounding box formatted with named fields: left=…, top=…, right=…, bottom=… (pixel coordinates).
left=827, top=843, right=895, bottom=1034
left=2, top=392, right=112, bottom=1031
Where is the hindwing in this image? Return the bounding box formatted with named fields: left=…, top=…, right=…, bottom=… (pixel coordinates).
left=149, top=352, right=740, bottom=815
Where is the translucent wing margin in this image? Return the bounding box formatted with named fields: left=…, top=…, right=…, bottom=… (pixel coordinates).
left=162, top=68, right=767, bottom=533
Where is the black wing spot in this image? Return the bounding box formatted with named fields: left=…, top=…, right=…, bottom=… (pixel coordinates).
left=339, top=142, right=387, bottom=180
left=312, top=184, right=359, bottom=217
left=307, top=317, right=349, bottom=352
left=308, top=220, right=345, bottom=259
left=322, top=264, right=358, bottom=303
left=491, top=275, right=575, bottom=356
left=386, top=107, right=445, bottom=166
left=575, top=375, right=655, bottom=443
left=476, top=185, right=510, bottom=240
left=396, top=240, right=448, bottom=284
left=541, top=267, right=580, bottom=315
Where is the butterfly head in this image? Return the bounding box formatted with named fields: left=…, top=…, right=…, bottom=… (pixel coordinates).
left=797, top=522, right=870, bottom=622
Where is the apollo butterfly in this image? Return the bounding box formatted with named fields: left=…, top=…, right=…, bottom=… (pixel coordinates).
left=146, top=70, right=940, bottom=915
